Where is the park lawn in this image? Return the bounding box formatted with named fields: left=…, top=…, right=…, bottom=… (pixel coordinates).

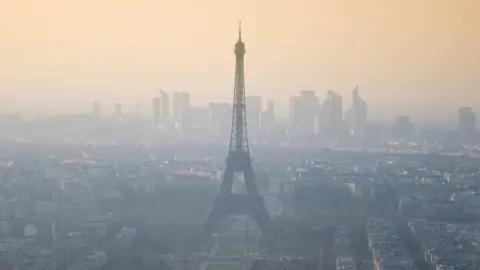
left=217, top=243, right=247, bottom=256
left=207, top=263, right=240, bottom=270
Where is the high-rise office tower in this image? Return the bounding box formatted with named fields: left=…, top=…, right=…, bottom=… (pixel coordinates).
left=209, top=102, right=232, bottom=143
left=320, top=90, right=343, bottom=137
left=113, top=103, right=122, bottom=116
left=289, top=96, right=301, bottom=141
left=289, top=96, right=301, bottom=125
left=344, top=108, right=353, bottom=131
left=261, top=100, right=275, bottom=134
left=113, top=103, right=122, bottom=123
left=158, top=89, right=170, bottom=123
left=300, top=91, right=318, bottom=134
left=290, top=91, right=318, bottom=141
left=183, top=106, right=209, bottom=141
left=246, top=96, right=262, bottom=143
left=135, top=103, right=142, bottom=115
left=352, top=86, right=368, bottom=136
left=173, top=92, right=190, bottom=123
left=152, top=97, right=161, bottom=127
left=330, top=91, right=343, bottom=128
left=266, top=99, right=274, bottom=115
left=392, top=116, right=414, bottom=139
left=458, top=107, right=476, bottom=141
left=93, top=101, right=101, bottom=118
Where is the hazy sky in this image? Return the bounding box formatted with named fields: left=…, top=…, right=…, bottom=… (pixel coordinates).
left=1, top=0, right=479, bottom=120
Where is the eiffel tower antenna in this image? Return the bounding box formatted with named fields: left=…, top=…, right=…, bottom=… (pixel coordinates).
left=238, top=21, right=242, bottom=41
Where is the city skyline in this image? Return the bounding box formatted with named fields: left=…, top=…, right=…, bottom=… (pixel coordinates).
left=1, top=0, right=479, bottom=121
left=1, top=2, right=480, bottom=269
left=3, top=89, right=478, bottom=124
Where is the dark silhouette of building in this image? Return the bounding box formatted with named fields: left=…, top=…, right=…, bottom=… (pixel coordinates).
left=204, top=23, right=275, bottom=239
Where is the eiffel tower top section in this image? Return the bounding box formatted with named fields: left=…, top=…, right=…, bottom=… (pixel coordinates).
left=235, top=21, right=245, bottom=57
left=228, top=21, right=249, bottom=156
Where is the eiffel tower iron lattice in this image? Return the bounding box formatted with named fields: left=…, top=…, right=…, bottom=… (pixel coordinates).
left=204, top=22, right=275, bottom=239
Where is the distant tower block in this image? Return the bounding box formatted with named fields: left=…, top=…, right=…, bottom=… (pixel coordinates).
left=204, top=22, right=275, bottom=240
left=153, top=97, right=161, bottom=127
left=93, top=101, right=101, bottom=118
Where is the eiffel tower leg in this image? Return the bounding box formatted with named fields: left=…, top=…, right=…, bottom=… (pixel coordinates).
left=205, top=168, right=235, bottom=235
left=220, top=168, right=235, bottom=195
left=249, top=196, right=275, bottom=240
left=253, top=203, right=273, bottom=233
left=204, top=200, right=223, bottom=235
left=244, top=166, right=259, bottom=195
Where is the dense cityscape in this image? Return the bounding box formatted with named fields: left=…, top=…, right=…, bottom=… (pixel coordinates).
left=0, top=17, right=480, bottom=270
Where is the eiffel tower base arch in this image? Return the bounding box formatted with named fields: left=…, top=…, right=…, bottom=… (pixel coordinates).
left=204, top=193, right=276, bottom=240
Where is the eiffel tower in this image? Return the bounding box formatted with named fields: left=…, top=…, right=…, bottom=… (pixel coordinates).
left=204, top=22, right=275, bottom=239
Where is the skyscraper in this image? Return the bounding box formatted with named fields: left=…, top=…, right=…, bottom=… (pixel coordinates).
left=135, top=102, right=142, bottom=115
left=209, top=102, right=232, bottom=143
left=246, top=96, right=262, bottom=143
left=329, top=91, right=343, bottom=129
left=458, top=107, right=476, bottom=141
left=289, top=96, right=300, bottom=125
left=152, top=97, right=161, bottom=127
left=319, top=90, right=343, bottom=138
left=352, top=86, right=368, bottom=136
left=113, top=103, right=122, bottom=123
left=158, top=89, right=170, bottom=124
left=289, top=91, right=318, bottom=142
left=173, top=92, right=190, bottom=131
left=261, top=100, right=275, bottom=134
left=93, top=101, right=100, bottom=118
left=392, top=116, right=414, bottom=139
left=173, top=92, right=190, bottom=121
left=113, top=103, right=122, bottom=116
left=289, top=95, right=301, bottom=141
left=184, top=106, right=209, bottom=142
left=300, top=91, right=318, bottom=135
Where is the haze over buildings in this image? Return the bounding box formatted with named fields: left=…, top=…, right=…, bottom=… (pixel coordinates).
left=1, top=0, right=479, bottom=121
left=0, top=5, right=480, bottom=270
